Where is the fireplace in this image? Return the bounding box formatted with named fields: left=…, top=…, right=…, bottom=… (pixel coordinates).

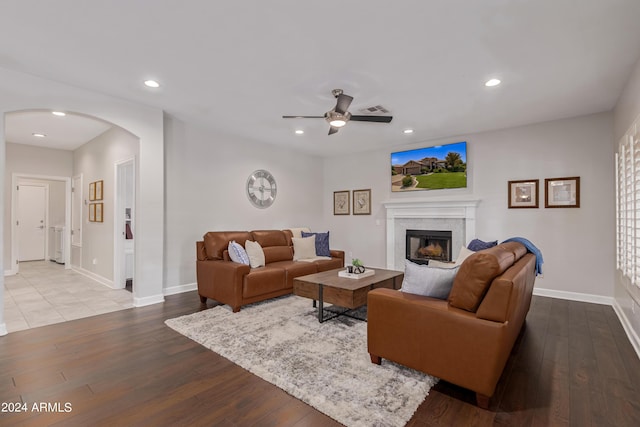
left=406, top=230, right=452, bottom=265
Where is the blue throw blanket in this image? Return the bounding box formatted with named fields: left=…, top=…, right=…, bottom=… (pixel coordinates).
left=502, top=237, right=543, bottom=276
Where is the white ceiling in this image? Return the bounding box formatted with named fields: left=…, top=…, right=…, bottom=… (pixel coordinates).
left=2, top=0, right=640, bottom=156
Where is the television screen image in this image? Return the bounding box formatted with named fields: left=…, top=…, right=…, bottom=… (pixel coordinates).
left=391, top=141, right=467, bottom=192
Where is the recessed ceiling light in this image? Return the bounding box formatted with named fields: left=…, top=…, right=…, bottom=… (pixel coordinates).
left=144, top=80, right=160, bottom=88
left=485, top=78, right=501, bottom=87
left=52, top=111, right=66, bottom=117
left=295, top=130, right=304, bottom=135
left=32, top=133, right=46, bottom=138
left=403, top=129, right=414, bottom=134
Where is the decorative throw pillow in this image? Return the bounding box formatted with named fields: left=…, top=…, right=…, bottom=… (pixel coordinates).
left=301, top=231, right=330, bottom=257
left=289, top=227, right=311, bottom=239
left=454, top=246, right=475, bottom=266
left=467, top=238, right=498, bottom=252
left=244, top=240, right=265, bottom=268
left=228, top=240, right=250, bottom=265
left=292, top=235, right=317, bottom=260
left=400, top=259, right=460, bottom=300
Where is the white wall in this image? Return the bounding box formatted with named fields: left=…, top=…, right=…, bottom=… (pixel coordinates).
left=73, top=127, right=139, bottom=282
left=613, top=57, right=640, bottom=349
left=323, top=112, right=614, bottom=298
left=163, top=116, right=325, bottom=289
left=4, top=143, right=73, bottom=270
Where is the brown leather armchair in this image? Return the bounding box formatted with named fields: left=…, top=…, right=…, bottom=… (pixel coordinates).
left=367, top=242, right=536, bottom=408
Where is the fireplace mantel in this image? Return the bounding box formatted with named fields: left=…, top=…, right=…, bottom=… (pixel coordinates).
left=382, top=198, right=479, bottom=270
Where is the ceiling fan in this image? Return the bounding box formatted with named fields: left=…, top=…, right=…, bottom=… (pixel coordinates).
left=283, top=89, right=393, bottom=135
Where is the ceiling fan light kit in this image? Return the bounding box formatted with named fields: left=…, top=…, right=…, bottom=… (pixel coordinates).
left=283, top=88, right=393, bottom=135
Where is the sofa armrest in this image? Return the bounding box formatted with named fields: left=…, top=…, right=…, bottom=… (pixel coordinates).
left=329, top=249, right=345, bottom=261
left=196, top=260, right=250, bottom=312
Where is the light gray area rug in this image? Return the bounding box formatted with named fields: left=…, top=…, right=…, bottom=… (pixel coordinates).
left=165, top=295, right=438, bottom=427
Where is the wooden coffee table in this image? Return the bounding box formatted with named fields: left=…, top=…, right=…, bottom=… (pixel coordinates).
left=293, top=267, right=404, bottom=323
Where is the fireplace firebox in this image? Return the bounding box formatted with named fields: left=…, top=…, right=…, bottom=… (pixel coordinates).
left=406, top=229, right=452, bottom=265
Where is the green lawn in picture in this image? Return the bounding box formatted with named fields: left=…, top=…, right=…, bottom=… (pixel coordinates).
left=415, top=172, right=466, bottom=189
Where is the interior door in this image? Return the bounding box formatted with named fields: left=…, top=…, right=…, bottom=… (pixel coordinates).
left=17, top=184, right=46, bottom=261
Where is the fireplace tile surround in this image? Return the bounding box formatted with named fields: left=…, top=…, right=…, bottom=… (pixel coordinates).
left=382, top=198, right=479, bottom=270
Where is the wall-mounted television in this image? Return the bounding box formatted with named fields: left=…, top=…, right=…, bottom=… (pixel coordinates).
left=391, top=141, right=467, bottom=192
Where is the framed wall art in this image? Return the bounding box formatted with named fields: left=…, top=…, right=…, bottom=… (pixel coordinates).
left=95, top=202, right=104, bottom=222
left=545, top=176, right=580, bottom=208
left=333, top=190, right=350, bottom=215
left=508, top=179, right=539, bottom=208
left=89, top=182, right=96, bottom=201
left=353, top=189, right=371, bottom=215
left=89, top=203, right=96, bottom=222
left=95, top=180, right=103, bottom=201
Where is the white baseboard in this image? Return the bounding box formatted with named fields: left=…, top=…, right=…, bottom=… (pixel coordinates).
left=133, top=294, right=165, bottom=307
left=612, top=301, right=640, bottom=360
left=533, top=287, right=614, bottom=305
left=0, top=323, right=7, bottom=336
left=71, top=266, right=114, bottom=289
left=164, top=282, right=197, bottom=296
left=4, top=269, right=16, bottom=277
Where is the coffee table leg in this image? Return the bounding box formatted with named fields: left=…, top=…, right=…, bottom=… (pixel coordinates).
left=318, top=284, right=324, bottom=323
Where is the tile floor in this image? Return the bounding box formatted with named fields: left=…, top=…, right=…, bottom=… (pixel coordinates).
left=3, top=261, right=134, bottom=333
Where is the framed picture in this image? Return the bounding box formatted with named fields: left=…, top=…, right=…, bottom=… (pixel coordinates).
left=353, top=189, right=371, bottom=215
left=95, top=180, right=104, bottom=201
left=545, top=176, right=580, bottom=208
left=89, top=203, right=96, bottom=222
left=89, top=182, right=96, bottom=201
left=508, top=179, right=539, bottom=208
left=333, top=190, right=350, bottom=215
left=95, top=202, right=104, bottom=222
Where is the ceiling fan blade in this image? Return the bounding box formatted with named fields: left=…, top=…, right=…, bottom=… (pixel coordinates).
left=349, top=115, right=393, bottom=123
left=328, top=126, right=340, bottom=135
left=334, top=94, right=353, bottom=114
left=282, top=115, right=324, bottom=119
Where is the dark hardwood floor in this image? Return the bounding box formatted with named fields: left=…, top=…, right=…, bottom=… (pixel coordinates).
left=1, top=292, right=639, bottom=426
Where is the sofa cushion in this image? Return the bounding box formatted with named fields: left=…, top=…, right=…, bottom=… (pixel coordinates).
left=448, top=246, right=516, bottom=312
left=251, top=230, right=288, bottom=247
left=301, top=231, right=331, bottom=257
left=269, top=260, right=318, bottom=288
left=245, top=240, right=265, bottom=268
left=263, top=246, right=293, bottom=263
left=242, top=267, right=286, bottom=298
left=401, top=260, right=460, bottom=300
left=228, top=240, right=250, bottom=265
left=292, top=236, right=317, bottom=260
left=203, top=231, right=252, bottom=260
left=315, top=257, right=344, bottom=271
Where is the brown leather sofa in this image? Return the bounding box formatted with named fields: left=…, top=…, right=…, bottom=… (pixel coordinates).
left=367, top=241, right=536, bottom=409
left=196, top=229, right=344, bottom=312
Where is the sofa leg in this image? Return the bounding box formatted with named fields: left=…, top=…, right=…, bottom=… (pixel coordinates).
left=199, top=295, right=207, bottom=304
left=476, top=393, right=490, bottom=409
left=370, top=354, right=382, bottom=365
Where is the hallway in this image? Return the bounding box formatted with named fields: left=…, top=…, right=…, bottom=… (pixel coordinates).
left=3, top=261, right=133, bottom=332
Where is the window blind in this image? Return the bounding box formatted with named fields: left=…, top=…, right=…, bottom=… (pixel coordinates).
left=617, top=121, right=640, bottom=287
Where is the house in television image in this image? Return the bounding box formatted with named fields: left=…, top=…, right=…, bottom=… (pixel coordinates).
left=391, top=141, right=467, bottom=191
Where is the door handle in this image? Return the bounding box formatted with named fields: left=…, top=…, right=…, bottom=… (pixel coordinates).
left=37, top=225, right=44, bottom=229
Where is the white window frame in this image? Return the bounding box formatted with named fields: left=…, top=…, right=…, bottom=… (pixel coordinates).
left=616, top=119, right=640, bottom=287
